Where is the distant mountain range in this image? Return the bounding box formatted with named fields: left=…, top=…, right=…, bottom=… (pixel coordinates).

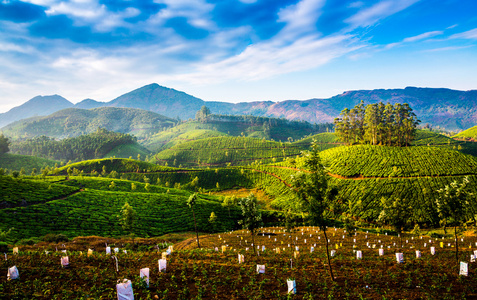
left=1, top=83, right=476, bottom=131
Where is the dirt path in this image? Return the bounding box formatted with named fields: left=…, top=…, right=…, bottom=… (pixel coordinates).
left=0, top=188, right=84, bottom=209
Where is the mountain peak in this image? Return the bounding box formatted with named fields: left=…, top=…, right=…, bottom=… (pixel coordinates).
left=0, top=95, right=73, bottom=129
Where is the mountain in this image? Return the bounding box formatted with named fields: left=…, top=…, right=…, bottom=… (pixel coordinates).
left=2, top=84, right=477, bottom=131
left=108, top=83, right=204, bottom=120
left=74, top=98, right=106, bottom=109
left=209, top=87, right=477, bottom=131
left=0, top=95, right=73, bottom=128
left=1, top=107, right=176, bottom=139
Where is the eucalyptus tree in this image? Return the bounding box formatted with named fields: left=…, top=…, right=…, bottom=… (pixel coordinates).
left=290, top=141, right=339, bottom=281
left=187, top=193, right=201, bottom=248
left=436, top=177, right=474, bottom=265
left=238, top=193, right=262, bottom=255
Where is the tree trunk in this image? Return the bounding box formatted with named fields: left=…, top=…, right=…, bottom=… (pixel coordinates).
left=455, top=225, right=458, bottom=266
left=192, top=208, right=200, bottom=248
left=400, top=231, right=403, bottom=249
left=322, top=229, right=335, bottom=281
left=251, top=229, right=256, bottom=255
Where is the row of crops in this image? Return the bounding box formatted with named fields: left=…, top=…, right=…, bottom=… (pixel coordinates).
left=0, top=187, right=243, bottom=241
left=0, top=176, right=78, bottom=207
left=320, top=145, right=477, bottom=177
left=151, top=136, right=305, bottom=167
left=332, top=175, right=477, bottom=224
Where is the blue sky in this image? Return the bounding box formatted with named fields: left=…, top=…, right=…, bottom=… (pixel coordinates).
left=0, top=0, right=476, bottom=113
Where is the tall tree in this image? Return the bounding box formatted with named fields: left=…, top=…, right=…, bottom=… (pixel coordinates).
left=187, top=193, right=201, bottom=248
left=238, top=193, right=262, bottom=255
left=0, top=134, right=10, bottom=154
left=349, top=100, right=366, bottom=144
left=118, top=202, right=137, bottom=238
left=334, top=108, right=352, bottom=145
left=195, top=106, right=211, bottom=123
left=291, top=141, right=338, bottom=281
left=377, top=197, right=413, bottom=248
left=436, top=177, right=473, bottom=267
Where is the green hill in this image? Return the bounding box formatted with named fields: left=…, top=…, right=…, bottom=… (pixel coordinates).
left=454, top=125, right=477, bottom=141
left=142, top=125, right=228, bottom=152
left=0, top=153, right=59, bottom=173
left=3, top=139, right=477, bottom=241
left=2, top=106, right=176, bottom=140
left=152, top=136, right=305, bottom=167
left=320, top=144, right=477, bottom=178
left=318, top=145, right=477, bottom=224
left=9, top=128, right=149, bottom=163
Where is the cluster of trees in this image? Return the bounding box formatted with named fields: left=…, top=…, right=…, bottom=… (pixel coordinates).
left=194, top=106, right=334, bottom=139
left=334, top=101, right=420, bottom=146
left=10, top=128, right=136, bottom=162
left=0, top=134, right=9, bottom=154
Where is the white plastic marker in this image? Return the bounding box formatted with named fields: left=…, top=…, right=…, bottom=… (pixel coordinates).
left=116, top=279, right=134, bottom=300
left=140, top=268, right=150, bottom=288
left=61, top=256, right=69, bottom=267
left=396, top=253, right=404, bottom=263
left=287, top=279, right=296, bottom=294
left=158, top=259, right=167, bottom=272
left=7, top=266, right=19, bottom=280
left=460, top=262, right=468, bottom=276
left=256, top=265, right=265, bottom=274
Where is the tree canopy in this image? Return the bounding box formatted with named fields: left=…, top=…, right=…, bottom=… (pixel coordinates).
left=0, top=134, right=10, bottom=154
left=334, top=101, right=420, bottom=146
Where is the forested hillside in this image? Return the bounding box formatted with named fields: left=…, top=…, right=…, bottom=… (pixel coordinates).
left=9, top=128, right=147, bottom=162
left=1, top=107, right=177, bottom=140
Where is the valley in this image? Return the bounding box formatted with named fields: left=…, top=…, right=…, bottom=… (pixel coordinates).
left=1, top=95, right=477, bottom=299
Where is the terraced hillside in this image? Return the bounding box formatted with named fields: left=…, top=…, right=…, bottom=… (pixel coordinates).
left=0, top=153, right=58, bottom=173
left=321, top=145, right=477, bottom=178
left=3, top=139, right=477, bottom=242
left=0, top=174, right=246, bottom=241
left=151, top=136, right=305, bottom=167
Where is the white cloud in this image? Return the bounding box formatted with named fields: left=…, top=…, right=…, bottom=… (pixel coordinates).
left=0, top=42, right=34, bottom=53
left=45, top=1, right=106, bottom=19
left=384, top=30, right=443, bottom=49
left=152, top=0, right=214, bottom=29
left=403, top=31, right=443, bottom=42
left=449, top=28, right=477, bottom=40
left=166, top=34, right=362, bottom=84
left=345, top=0, right=419, bottom=29
left=277, top=0, right=325, bottom=39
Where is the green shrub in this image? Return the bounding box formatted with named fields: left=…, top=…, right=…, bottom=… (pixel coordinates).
left=42, top=234, right=69, bottom=243
left=17, top=237, right=40, bottom=245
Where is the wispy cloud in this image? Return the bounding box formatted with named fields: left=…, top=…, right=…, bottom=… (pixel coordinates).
left=384, top=30, right=443, bottom=49
left=403, top=31, right=443, bottom=42
left=345, top=0, right=420, bottom=29
left=449, top=28, right=477, bottom=40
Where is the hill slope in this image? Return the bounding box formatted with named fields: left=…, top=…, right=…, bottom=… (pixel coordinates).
left=2, top=107, right=176, bottom=140
left=0, top=95, right=73, bottom=129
